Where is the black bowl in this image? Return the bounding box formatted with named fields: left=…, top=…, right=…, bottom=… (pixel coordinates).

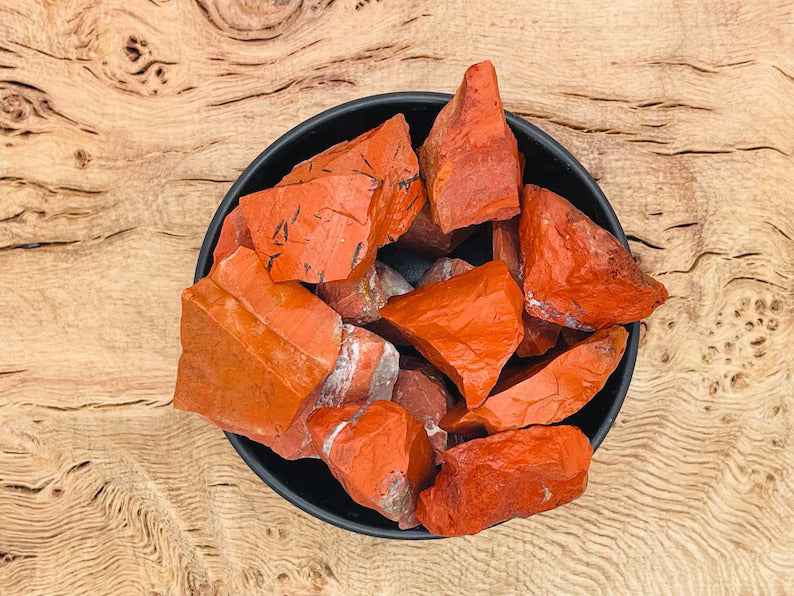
left=194, top=92, right=639, bottom=540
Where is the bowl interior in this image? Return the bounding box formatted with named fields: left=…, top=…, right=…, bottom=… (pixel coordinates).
left=195, top=92, right=639, bottom=539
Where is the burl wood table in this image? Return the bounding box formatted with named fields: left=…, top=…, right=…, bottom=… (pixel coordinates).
left=1, top=1, right=792, bottom=594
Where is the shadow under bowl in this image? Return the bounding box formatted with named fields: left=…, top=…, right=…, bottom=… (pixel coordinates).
left=194, top=92, right=639, bottom=540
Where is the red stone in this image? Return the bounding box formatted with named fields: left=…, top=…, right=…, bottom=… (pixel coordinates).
left=492, top=216, right=522, bottom=284
left=419, top=61, right=521, bottom=233
left=280, top=114, right=425, bottom=244
left=416, top=425, right=592, bottom=536
left=395, top=203, right=476, bottom=257
left=317, top=264, right=384, bottom=325
left=241, top=174, right=379, bottom=283
left=520, top=185, right=668, bottom=330
left=516, top=312, right=561, bottom=358
left=375, top=261, right=414, bottom=299
left=308, top=400, right=434, bottom=529
left=441, top=326, right=628, bottom=435
left=561, top=327, right=592, bottom=346
left=315, top=324, right=399, bottom=407
left=392, top=357, right=455, bottom=464
left=268, top=324, right=399, bottom=460
left=212, top=205, right=253, bottom=269
left=174, top=247, right=342, bottom=439
left=380, top=260, right=525, bottom=407
left=416, top=257, right=474, bottom=287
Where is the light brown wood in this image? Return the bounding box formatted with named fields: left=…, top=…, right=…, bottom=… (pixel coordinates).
left=1, top=0, right=792, bottom=594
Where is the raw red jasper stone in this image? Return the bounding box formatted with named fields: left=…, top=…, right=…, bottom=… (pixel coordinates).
left=395, top=203, right=476, bottom=257
left=380, top=260, right=524, bottom=407
left=392, top=357, right=455, bottom=464
left=441, top=326, right=628, bottom=435
left=269, top=324, right=399, bottom=460
left=317, top=264, right=384, bottom=325
left=212, top=205, right=253, bottom=269
left=419, top=60, right=521, bottom=233
left=315, top=324, right=399, bottom=407
left=174, top=247, right=342, bottom=439
left=280, top=113, right=425, bottom=244
left=308, top=400, right=434, bottom=529
left=520, top=184, right=668, bottom=330
left=240, top=174, right=379, bottom=283
left=416, top=425, right=592, bottom=536
left=517, top=312, right=561, bottom=358
left=416, top=257, right=474, bottom=287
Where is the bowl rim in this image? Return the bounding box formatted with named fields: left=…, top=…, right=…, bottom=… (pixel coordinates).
left=194, top=91, right=639, bottom=540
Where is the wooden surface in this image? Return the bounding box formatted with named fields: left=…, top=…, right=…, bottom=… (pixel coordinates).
left=1, top=1, right=792, bottom=594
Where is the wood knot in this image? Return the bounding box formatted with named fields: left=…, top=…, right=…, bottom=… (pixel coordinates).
left=195, top=0, right=313, bottom=41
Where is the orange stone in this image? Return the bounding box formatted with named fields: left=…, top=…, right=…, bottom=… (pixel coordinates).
left=419, top=60, right=521, bottom=233
left=212, top=205, right=253, bottom=269
left=280, top=113, right=425, bottom=244
left=240, top=174, right=379, bottom=283
left=308, top=400, right=434, bottom=529
left=416, top=257, right=474, bottom=287
left=392, top=357, right=456, bottom=464
left=520, top=185, right=668, bottom=330
left=561, top=327, right=592, bottom=346
left=174, top=247, right=342, bottom=439
left=416, top=425, right=593, bottom=536
left=441, top=326, right=628, bottom=435
left=268, top=324, right=399, bottom=460
left=380, top=260, right=524, bottom=407
left=395, top=203, right=476, bottom=257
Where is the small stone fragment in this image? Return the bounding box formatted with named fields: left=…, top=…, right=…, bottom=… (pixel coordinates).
left=416, top=257, right=474, bottom=287
left=316, top=324, right=399, bottom=407
left=419, top=60, right=521, bottom=233
left=375, top=261, right=414, bottom=299
left=241, top=174, right=378, bottom=283
left=491, top=216, right=522, bottom=284
left=174, top=248, right=342, bottom=439
left=268, top=324, right=399, bottom=460
left=395, top=203, right=476, bottom=257
left=441, top=326, right=628, bottom=435
left=317, top=264, right=384, bottom=325
left=517, top=312, right=561, bottom=358
left=280, top=113, right=425, bottom=244
left=520, top=185, right=668, bottom=330
left=416, top=425, right=592, bottom=536
left=212, top=205, right=254, bottom=269
left=380, top=260, right=525, bottom=407
left=308, top=400, right=434, bottom=529
left=392, top=357, right=456, bottom=464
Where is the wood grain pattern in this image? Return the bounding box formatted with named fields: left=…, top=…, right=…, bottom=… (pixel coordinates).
left=1, top=0, right=793, bottom=594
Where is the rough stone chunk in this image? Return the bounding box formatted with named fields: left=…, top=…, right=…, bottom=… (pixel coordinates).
left=380, top=260, right=524, bottom=407
left=441, top=326, right=628, bottom=435
left=492, top=216, right=522, bottom=284
left=317, top=264, right=383, bottom=325
left=392, top=357, right=456, bottom=464
left=419, top=60, right=521, bottom=233
left=416, top=257, right=474, bottom=287
left=416, top=425, right=592, bottom=536
left=517, top=312, right=561, bottom=358
left=280, top=113, right=424, bottom=243
left=316, top=324, right=399, bottom=407
left=212, top=205, right=254, bottom=269
left=308, top=400, right=434, bottom=529
left=561, top=327, right=592, bottom=346
left=241, top=174, right=379, bottom=283
left=520, top=185, right=668, bottom=330
left=174, top=247, right=342, bottom=439
left=375, top=261, right=414, bottom=299
left=269, top=324, right=399, bottom=460
left=395, top=203, right=476, bottom=257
